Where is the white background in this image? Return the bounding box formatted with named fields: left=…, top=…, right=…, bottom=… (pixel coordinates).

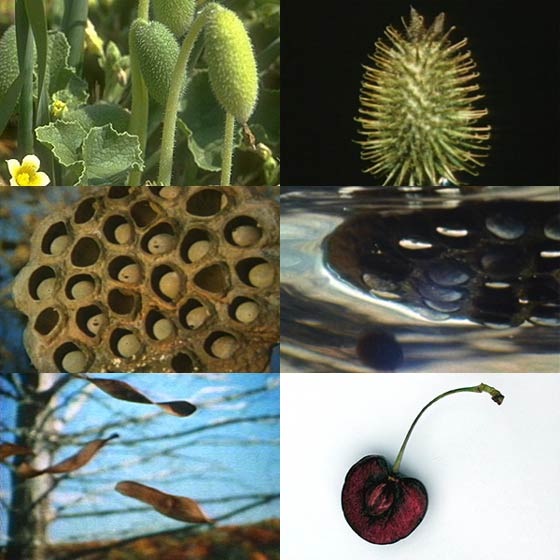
left=281, top=373, right=560, bottom=558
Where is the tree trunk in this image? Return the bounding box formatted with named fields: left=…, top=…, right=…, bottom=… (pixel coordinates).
left=5, top=375, right=57, bottom=560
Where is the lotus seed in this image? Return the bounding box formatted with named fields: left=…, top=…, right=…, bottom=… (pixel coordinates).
left=114, top=223, right=133, bottom=244
left=86, top=313, right=106, bottom=335
left=211, top=334, right=237, bottom=359
left=186, top=306, right=208, bottom=329
left=153, top=318, right=174, bottom=340
left=148, top=233, right=176, bottom=255
left=37, top=278, right=56, bottom=299
left=117, top=333, right=142, bottom=358
left=61, top=350, right=87, bottom=373
left=159, top=186, right=181, bottom=199
left=248, top=262, right=274, bottom=288
left=118, top=263, right=142, bottom=283
left=71, top=280, right=95, bottom=299
left=50, top=235, right=70, bottom=255
left=232, top=225, right=261, bottom=247
left=235, top=301, right=259, bottom=323
left=159, top=271, right=180, bottom=299
left=188, top=240, right=210, bottom=262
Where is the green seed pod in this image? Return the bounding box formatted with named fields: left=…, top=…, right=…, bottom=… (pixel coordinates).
left=204, top=3, right=258, bottom=123
left=152, top=0, right=196, bottom=38
left=0, top=26, right=19, bottom=102
left=130, top=19, right=180, bottom=106
left=357, top=8, right=491, bottom=186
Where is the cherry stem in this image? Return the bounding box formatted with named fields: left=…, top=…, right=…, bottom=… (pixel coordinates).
left=391, top=383, right=504, bottom=474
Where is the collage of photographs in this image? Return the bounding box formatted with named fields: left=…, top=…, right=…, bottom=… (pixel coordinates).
left=0, top=0, right=559, bottom=559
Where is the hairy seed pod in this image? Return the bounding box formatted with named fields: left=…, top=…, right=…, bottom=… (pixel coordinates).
left=152, top=0, right=196, bottom=38
left=130, top=19, right=180, bottom=106
left=204, top=3, right=258, bottom=124
left=357, top=8, right=491, bottom=186
left=0, top=26, right=20, bottom=102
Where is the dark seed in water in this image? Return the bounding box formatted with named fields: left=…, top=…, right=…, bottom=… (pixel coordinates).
left=427, top=260, right=471, bottom=287
left=485, top=213, right=526, bottom=240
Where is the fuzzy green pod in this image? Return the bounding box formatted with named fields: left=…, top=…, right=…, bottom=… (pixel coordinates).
left=152, top=0, right=196, bottom=38
left=0, top=26, right=19, bottom=102
left=130, top=19, right=180, bottom=106
left=204, top=3, right=258, bottom=124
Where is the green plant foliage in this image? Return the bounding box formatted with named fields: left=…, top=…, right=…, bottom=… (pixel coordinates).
left=204, top=3, right=259, bottom=124
left=130, top=19, right=180, bottom=106
left=0, top=25, right=19, bottom=102
left=65, top=102, right=130, bottom=133
left=35, top=120, right=86, bottom=167
left=152, top=0, right=195, bottom=38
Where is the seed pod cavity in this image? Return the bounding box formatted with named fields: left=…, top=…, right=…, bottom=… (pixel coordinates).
left=130, top=19, right=180, bottom=106
left=204, top=3, right=258, bottom=124
left=357, top=7, right=491, bottom=186
left=152, top=0, right=196, bottom=38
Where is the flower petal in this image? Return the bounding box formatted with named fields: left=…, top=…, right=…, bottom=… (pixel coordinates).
left=32, top=172, right=51, bottom=186
left=9, top=177, right=19, bottom=186
left=21, top=154, right=41, bottom=172
left=6, top=159, right=21, bottom=176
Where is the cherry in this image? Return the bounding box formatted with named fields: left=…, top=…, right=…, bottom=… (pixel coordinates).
left=341, top=383, right=504, bottom=545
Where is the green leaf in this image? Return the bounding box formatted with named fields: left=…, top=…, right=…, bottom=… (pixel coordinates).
left=0, top=74, right=23, bottom=136
left=46, top=31, right=73, bottom=95
left=66, top=103, right=131, bottom=133
left=181, top=70, right=242, bottom=172
left=79, top=124, right=143, bottom=186
left=0, top=26, right=19, bottom=102
left=35, top=120, right=87, bottom=167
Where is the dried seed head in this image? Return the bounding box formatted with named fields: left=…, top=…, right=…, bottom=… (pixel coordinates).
left=148, top=233, right=176, bottom=255
left=159, top=271, right=181, bottom=299
left=114, top=223, right=133, bottom=244
left=50, top=235, right=70, bottom=255
left=153, top=318, right=175, bottom=340
left=71, top=280, right=95, bottom=299
left=61, top=350, right=87, bottom=373
left=152, top=0, right=196, bottom=38
left=37, top=278, right=56, bottom=300
left=235, top=300, right=259, bottom=323
left=232, top=225, right=261, bottom=247
left=86, top=313, right=106, bottom=335
left=248, top=262, right=274, bottom=288
left=187, top=240, right=210, bottom=262
left=118, top=263, right=142, bottom=284
left=357, top=7, right=491, bottom=186
left=204, top=3, right=259, bottom=124
left=117, top=333, right=142, bottom=358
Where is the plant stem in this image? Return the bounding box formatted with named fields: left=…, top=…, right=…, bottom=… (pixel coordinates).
left=391, top=383, right=504, bottom=474
left=15, top=1, right=34, bottom=156
left=220, top=112, right=235, bottom=185
left=62, top=0, right=89, bottom=69
left=127, top=0, right=151, bottom=186
left=158, top=9, right=209, bottom=186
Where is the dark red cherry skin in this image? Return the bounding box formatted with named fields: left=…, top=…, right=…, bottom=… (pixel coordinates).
left=341, top=455, right=428, bottom=545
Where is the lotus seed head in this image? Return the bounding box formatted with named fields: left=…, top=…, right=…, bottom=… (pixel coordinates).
left=159, top=271, right=181, bottom=299
left=50, top=235, right=70, bottom=255
left=248, top=262, right=274, bottom=288
left=117, top=333, right=142, bottom=358
left=159, top=186, right=181, bottom=199
left=86, top=313, right=106, bottom=335
left=186, top=306, right=208, bottom=329
left=232, top=225, right=261, bottom=247
left=235, top=300, right=259, bottom=323
left=37, top=278, right=56, bottom=300
left=211, top=334, right=237, bottom=359
left=188, top=240, right=210, bottom=262
left=61, top=350, right=87, bottom=373
left=114, top=223, right=133, bottom=244
left=153, top=318, right=175, bottom=340
left=71, top=280, right=95, bottom=299
left=148, top=234, right=176, bottom=255
left=118, top=263, right=142, bottom=284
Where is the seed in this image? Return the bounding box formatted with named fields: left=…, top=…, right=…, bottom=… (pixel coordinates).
left=159, top=186, right=181, bottom=199
left=61, top=350, right=87, bottom=374
left=118, top=263, right=141, bottom=283
left=50, top=235, right=70, bottom=255
left=37, top=278, right=56, bottom=300
left=248, top=262, right=274, bottom=288
left=188, top=240, right=210, bottom=262
left=210, top=334, right=237, bottom=359
left=117, top=334, right=141, bottom=358
left=114, top=223, right=133, bottom=244
left=186, top=306, right=208, bottom=329
left=148, top=233, right=176, bottom=255
left=153, top=318, right=174, bottom=340
left=235, top=301, right=259, bottom=323
left=159, top=271, right=180, bottom=299
left=86, top=313, right=106, bottom=335
left=232, top=225, right=261, bottom=247
left=71, top=280, right=95, bottom=299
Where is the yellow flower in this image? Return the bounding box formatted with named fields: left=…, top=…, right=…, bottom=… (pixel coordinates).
left=84, top=19, right=104, bottom=58
left=51, top=99, right=67, bottom=119
left=7, top=155, right=51, bottom=186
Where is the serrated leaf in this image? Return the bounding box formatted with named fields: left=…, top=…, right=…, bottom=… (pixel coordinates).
left=79, top=124, right=143, bottom=186
left=66, top=103, right=130, bottom=133
left=35, top=120, right=87, bottom=167
left=181, top=70, right=242, bottom=172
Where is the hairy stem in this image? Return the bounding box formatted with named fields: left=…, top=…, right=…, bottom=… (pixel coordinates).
left=392, top=383, right=504, bottom=474
left=158, top=9, right=209, bottom=186
left=220, top=111, right=235, bottom=185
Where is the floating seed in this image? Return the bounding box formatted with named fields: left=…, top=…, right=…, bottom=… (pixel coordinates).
left=71, top=280, right=94, bottom=299
left=187, top=240, right=210, bottom=262
left=211, top=334, right=237, bottom=359
left=62, top=350, right=87, bottom=373
left=428, top=260, right=471, bottom=287
left=153, top=318, right=174, bottom=340
left=50, top=235, right=70, bottom=255
left=485, top=213, right=526, bottom=240
left=114, top=223, right=133, bottom=244
left=248, top=262, right=274, bottom=288
left=117, top=334, right=142, bottom=358
left=118, top=263, right=142, bottom=284
left=37, top=278, right=56, bottom=300
left=159, top=271, right=180, bottom=299
left=148, top=233, right=176, bottom=255
left=235, top=301, right=259, bottom=323
left=544, top=214, right=560, bottom=241
left=232, top=225, right=261, bottom=247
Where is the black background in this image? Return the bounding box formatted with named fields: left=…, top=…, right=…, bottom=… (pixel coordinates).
left=281, top=0, right=560, bottom=186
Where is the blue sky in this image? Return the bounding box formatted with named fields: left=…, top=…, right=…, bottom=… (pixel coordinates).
left=0, top=373, right=279, bottom=543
